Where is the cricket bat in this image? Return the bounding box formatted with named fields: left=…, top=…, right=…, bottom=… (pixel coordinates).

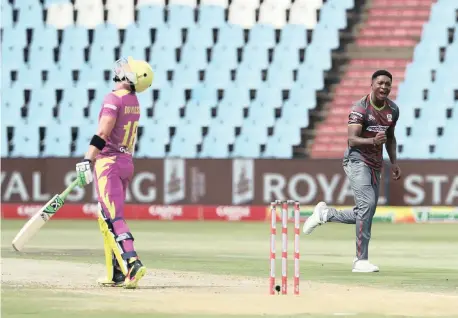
left=12, top=179, right=79, bottom=252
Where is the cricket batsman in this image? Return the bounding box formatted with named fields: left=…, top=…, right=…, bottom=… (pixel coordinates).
left=303, top=70, right=402, bottom=273
left=75, top=57, right=153, bottom=288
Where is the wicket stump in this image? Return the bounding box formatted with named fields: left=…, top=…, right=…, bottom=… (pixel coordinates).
left=270, top=200, right=300, bottom=295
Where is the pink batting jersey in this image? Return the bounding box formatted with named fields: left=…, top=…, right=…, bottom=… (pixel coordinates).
left=97, top=89, right=140, bottom=158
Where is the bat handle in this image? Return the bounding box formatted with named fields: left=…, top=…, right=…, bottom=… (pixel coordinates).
left=60, top=179, right=79, bottom=200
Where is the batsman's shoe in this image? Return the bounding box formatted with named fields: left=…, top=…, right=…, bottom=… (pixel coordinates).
left=352, top=259, right=380, bottom=273
left=124, top=259, right=146, bottom=289
left=303, top=201, right=328, bottom=235
left=97, top=268, right=126, bottom=287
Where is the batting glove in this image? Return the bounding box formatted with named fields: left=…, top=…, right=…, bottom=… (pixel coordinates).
left=76, top=159, right=93, bottom=187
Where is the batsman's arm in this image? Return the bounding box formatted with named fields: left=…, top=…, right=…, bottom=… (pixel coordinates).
left=84, top=115, right=116, bottom=161
left=385, top=125, right=397, bottom=164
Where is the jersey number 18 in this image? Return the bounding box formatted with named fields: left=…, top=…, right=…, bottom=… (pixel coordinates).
left=122, top=120, right=139, bottom=153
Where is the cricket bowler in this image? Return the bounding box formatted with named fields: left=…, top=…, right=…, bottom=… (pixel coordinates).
left=303, top=70, right=402, bottom=273
left=75, top=56, right=153, bottom=288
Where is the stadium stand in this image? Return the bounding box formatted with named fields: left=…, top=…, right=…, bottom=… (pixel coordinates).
left=1, top=0, right=457, bottom=160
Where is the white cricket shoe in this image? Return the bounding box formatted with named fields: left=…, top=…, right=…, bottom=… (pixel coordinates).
left=352, top=258, right=380, bottom=273
left=302, top=201, right=328, bottom=235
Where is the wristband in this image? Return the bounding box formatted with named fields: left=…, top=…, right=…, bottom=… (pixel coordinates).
left=90, top=135, right=106, bottom=151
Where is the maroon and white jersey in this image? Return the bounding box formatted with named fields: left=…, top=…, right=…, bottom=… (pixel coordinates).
left=344, top=94, right=400, bottom=170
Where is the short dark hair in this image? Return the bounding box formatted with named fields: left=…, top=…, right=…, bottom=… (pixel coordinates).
left=372, top=70, right=392, bottom=81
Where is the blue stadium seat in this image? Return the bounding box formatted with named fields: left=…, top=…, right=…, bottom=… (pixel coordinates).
left=248, top=24, right=275, bottom=48
left=60, top=86, right=88, bottom=108
left=400, top=139, right=436, bottom=159
left=330, top=0, right=354, bottom=10
left=1, top=0, right=13, bottom=28
left=204, top=123, right=235, bottom=144
left=429, top=0, right=457, bottom=29
left=154, top=26, right=182, bottom=48
left=218, top=24, right=244, bottom=48
left=263, top=135, right=293, bottom=158
left=305, top=43, right=332, bottom=71
left=246, top=101, right=275, bottom=127
left=89, top=45, right=116, bottom=69
left=173, top=64, right=199, bottom=87
left=149, top=45, right=176, bottom=72
left=123, top=24, right=151, bottom=48
left=120, top=45, right=146, bottom=60
left=279, top=24, right=307, bottom=49
left=46, top=66, right=74, bottom=89
left=79, top=65, right=105, bottom=89
left=59, top=104, right=88, bottom=125
left=31, top=26, right=58, bottom=49
left=204, top=65, right=231, bottom=89
left=273, top=118, right=302, bottom=145
left=289, top=84, right=316, bottom=109
left=1, top=129, right=8, bottom=156
left=2, top=86, right=24, bottom=109
left=201, top=128, right=234, bottom=150
left=10, top=126, right=40, bottom=158
left=320, top=2, right=347, bottom=30
left=153, top=100, right=181, bottom=126
left=1, top=46, right=24, bottom=71
left=216, top=100, right=243, bottom=127
left=44, top=0, right=69, bottom=5
left=74, top=122, right=98, bottom=156
left=210, top=44, right=238, bottom=69
left=43, top=125, right=72, bottom=157
left=420, top=22, right=448, bottom=48
left=16, top=0, right=43, bottom=29
left=137, top=5, right=165, bottom=28
left=236, top=65, right=262, bottom=89
left=186, top=26, right=213, bottom=48
left=282, top=101, right=309, bottom=126
left=28, top=102, right=56, bottom=126
left=136, top=124, right=169, bottom=158
left=29, top=87, right=56, bottom=109
left=232, top=135, right=261, bottom=158
left=199, top=136, right=230, bottom=158
left=59, top=46, right=86, bottom=70
left=159, top=84, right=186, bottom=106
left=266, top=66, right=294, bottom=90
left=137, top=90, right=154, bottom=108
left=239, top=119, right=268, bottom=143
left=223, top=83, right=250, bottom=106
left=150, top=68, right=168, bottom=87
left=1, top=70, right=12, bottom=89
left=28, top=45, right=55, bottom=69
left=180, top=45, right=207, bottom=69
left=412, top=42, right=441, bottom=69
left=184, top=100, right=212, bottom=126
left=93, top=24, right=119, bottom=50
left=255, top=84, right=282, bottom=109
left=191, top=84, right=218, bottom=105
left=198, top=5, right=225, bottom=28
left=16, top=66, right=40, bottom=89
left=61, top=26, right=89, bottom=50
left=167, top=5, right=195, bottom=29
left=2, top=27, right=27, bottom=49
left=272, top=44, right=299, bottom=70
left=311, top=23, right=339, bottom=51
left=297, top=63, right=324, bottom=91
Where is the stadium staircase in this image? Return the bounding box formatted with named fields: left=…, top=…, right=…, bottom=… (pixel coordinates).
left=305, top=0, right=437, bottom=159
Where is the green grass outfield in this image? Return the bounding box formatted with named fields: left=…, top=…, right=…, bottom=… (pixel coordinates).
left=2, top=220, right=458, bottom=318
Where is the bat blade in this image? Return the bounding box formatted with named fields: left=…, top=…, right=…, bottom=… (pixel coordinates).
left=12, top=194, right=66, bottom=252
